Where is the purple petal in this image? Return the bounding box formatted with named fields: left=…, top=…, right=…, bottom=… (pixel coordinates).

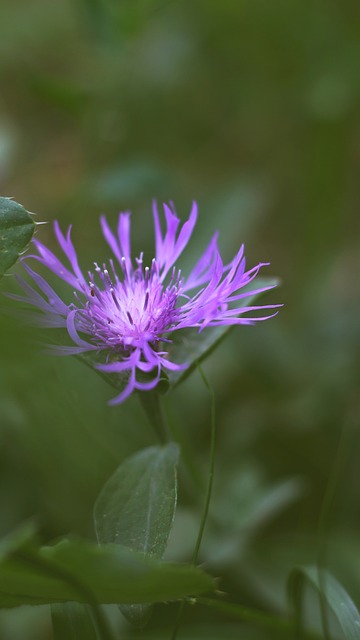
left=183, top=231, right=219, bottom=292
left=117, top=212, right=131, bottom=263
left=14, top=274, right=64, bottom=316
left=21, top=263, right=69, bottom=315
left=108, top=370, right=136, bottom=405
left=158, top=356, right=188, bottom=371
left=152, top=201, right=164, bottom=266
left=53, top=222, right=85, bottom=285
left=226, top=283, right=277, bottom=302
left=44, top=344, right=99, bottom=355
left=208, top=310, right=280, bottom=325
left=135, top=369, right=161, bottom=392
left=100, top=215, right=122, bottom=263
left=153, top=202, right=198, bottom=279
left=30, top=241, right=82, bottom=290
left=66, top=310, right=92, bottom=348
left=168, top=201, right=197, bottom=271
left=97, top=350, right=140, bottom=373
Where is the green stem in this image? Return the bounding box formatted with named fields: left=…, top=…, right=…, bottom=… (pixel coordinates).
left=191, top=366, right=216, bottom=565
left=316, top=421, right=350, bottom=640
left=89, top=606, right=114, bottom=640
left=139, top=391, right=168, bottom=443
left=165, top=401, right=204, bottom=491
left=170, top=365, right=216, bottom=640
left=170, top=602, right=185, bottom=640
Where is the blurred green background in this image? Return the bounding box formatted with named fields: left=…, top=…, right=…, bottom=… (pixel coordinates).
left=1, top=0, right=360, bottom=638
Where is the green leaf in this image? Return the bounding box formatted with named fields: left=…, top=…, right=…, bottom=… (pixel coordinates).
left=94, top=444, right=179, bottom=555
left=197, top=597, right=293, bottom=634
left=94, top=444, right=180, bottom=626
left=0, top=534, right=213, bottom=608
left=166, top=278, right=279, bottom=388
left=0, top=197, right=36, bottom=279
left=51, top=603, right=98, bottom=640
left=288, top=565, right=360, bottom=639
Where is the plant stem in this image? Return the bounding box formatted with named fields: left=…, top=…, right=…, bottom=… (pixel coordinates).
left=165, top=401, right=204, bottom=491
left=316, top=420, right=350, bottom=640
left=139, top=391, right=168, bottom=443
left=191, top=365, right=216, bottom=565
left=170, top=364, right=216, bottom=640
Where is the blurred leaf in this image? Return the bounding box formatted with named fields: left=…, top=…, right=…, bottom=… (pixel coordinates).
left=0, top=198, right=35, bottom=279
left=0, top=124, right=17, bottom=180
left=73, top=0, right=115, bottom=44
left=75, top=0, right=146, bottom=43
left=94, top=444, right=179, bottom=626
left=166, top=278, right=279, bottom=388
left=51, top=603, right=97, bottom=640
left=28, top=73, right=86, bottom=115
left=197, top=597, right=293, bottom=634
left=288, top=565, right=360, bottom=639
left=198, top=472, right=305, bottom=570
left=215, top=469, right=305, bottom=533
left=0, top=522, right=38, bottom=558
left=90, top=162, right=170, bottom=203
left=0, top=533, right=213, bottom=608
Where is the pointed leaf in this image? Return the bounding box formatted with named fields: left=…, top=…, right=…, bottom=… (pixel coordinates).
left=94, top=444, right=179, bottom=555
left=94, top=444, right=180, bottom=626
left=0, top=197, right=36, bottom=279
left=288, top=565, right=360, bottom=639
left=0, top=535, right=213, bottom=608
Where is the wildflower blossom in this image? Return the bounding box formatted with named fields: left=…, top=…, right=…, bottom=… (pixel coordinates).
left=13, top=202, right=280, bottom=403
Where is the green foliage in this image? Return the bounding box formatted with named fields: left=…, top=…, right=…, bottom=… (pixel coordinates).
left=288, top=566, right=360, bottom=639
left=94, top=444, right=179, bottom=556
left=94, top=444, right=179, bottom=626
left=0, top=198, right=35, bottom=279
left=51, top=603, right=98, bottom=640
left=0, top=527, right=213, bottom=609
left=1, top=0, right=360, bottom=638
left=197, top=597, right=293, bottom=635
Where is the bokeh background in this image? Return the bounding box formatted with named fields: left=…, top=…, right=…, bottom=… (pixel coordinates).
left=1, top=0, right=360, bottom=638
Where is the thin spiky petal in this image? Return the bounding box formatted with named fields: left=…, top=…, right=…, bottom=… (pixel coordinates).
left=14, top=202, right=281, bottom=404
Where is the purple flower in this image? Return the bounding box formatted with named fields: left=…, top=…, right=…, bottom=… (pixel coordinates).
left=13, top=202, right=280, bottom=404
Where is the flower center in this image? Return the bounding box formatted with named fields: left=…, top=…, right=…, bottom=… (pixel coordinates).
left=76, top=255, right=182, bottom=349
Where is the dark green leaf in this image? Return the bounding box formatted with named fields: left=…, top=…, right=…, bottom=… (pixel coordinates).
left=0, top=535, right=213, bottom=608
left=94, top=444, right=180, bottom=626
left=288, top=565, right=360, bottom=639
left=0, top=197, right=36, bottom=279
left=166, top=278, right=279, bottom=388
left=51, top=603, right=98, bottom=640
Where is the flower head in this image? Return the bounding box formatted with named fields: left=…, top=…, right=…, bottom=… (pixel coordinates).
left=13, top=202, right=280, bottom=403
